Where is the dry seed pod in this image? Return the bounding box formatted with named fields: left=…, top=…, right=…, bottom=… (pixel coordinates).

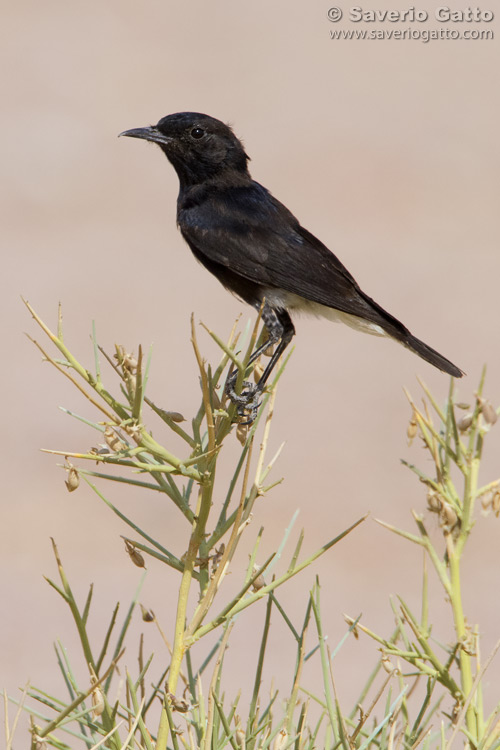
left=124, top=539, right=146, bottom=569
left=90, top=445, right=111, bottom=456
left=65, top=465, right=80, bottom=493
left=168, top=692, right=190, bottom=713
left=251, top=565, right=266, bottom=592
left=123, top=353, right=138, bottom=372
left=381, top=655, right=394, bottom=674
left=235, top=726, right=246, bottom=749
left=492, top=491, right=500, bottom=517
left=440, top=502, right=458, bottom=529
left=458, top=414, right=473, bottom=432
left=114, top=345, right=124, bottom=363
left=482, top=401, right=498, bottom=425
left=451, top=699, right=461, bottom=725
left=236, top=422, right=248, bottom=446
left=91, top=684, right=105, bottom=718
left=407, top=413, right=418, bottom=444
left=273, top=729, right=288, bottom=750
left=481, top=493, right=493, bottom=512
left=114, top=346, right=137, bottom=372
left=104, top=426, right=126, bottom=452
left=123, top=422, right=141, bottom=440
left=165, top=411, right=185, bottom=423
left=456, top=402, right=470, bottom=410
left=140, top=604, right=155, bottom=622
left=124, top=372, right=137, bottom=394
left=427, top=489, right=443, bottom=513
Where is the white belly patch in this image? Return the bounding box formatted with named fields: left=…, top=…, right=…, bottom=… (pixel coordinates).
left=261, top=288, right=386, bottom=337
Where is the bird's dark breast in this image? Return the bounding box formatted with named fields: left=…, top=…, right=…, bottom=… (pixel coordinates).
left=184, top=235, right=266, bottom=308
left=177, top=181, right=279, bottom=302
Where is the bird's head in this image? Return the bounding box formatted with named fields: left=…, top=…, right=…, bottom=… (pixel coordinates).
left=120, top=112, right=250, bottom=188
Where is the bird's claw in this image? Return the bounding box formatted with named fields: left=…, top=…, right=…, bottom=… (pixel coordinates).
left=236, top=393, right=262, bottom=425
left=225, top=371, right=262, bottom=424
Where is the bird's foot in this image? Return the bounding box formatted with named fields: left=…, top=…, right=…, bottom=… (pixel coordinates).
left=225, top=371, right=262, bottom=424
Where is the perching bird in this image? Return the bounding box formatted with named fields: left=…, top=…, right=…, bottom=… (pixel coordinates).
left=120, top=112, right=462, bottom=420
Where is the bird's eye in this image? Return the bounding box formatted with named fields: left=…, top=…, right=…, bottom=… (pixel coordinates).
left=190, top=127, right=205, bottom=140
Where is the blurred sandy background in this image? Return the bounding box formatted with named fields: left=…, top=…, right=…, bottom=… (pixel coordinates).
left=2, top=0, right=500, bottom=735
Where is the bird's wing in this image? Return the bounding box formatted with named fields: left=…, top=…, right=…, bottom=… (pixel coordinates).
left=178, top=181, right=407, bottom=335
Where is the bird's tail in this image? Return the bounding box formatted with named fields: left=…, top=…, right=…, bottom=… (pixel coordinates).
left=402, top=332, right=463, bottom=378
left=354, top=289, right=464, bottom=378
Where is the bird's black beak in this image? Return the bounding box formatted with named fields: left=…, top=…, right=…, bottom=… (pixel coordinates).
left=119, top=126, right=172, bottom=147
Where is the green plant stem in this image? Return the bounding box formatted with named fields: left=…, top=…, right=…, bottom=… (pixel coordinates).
left=447, top=427, right=481, bottom=742
left=158, top=318, right=284, bottom=746
left=188, top=517, right=365, bottom=646
left=156, top=465, right=216, bottom=750
left=24, top=299, right=130, bottom=421
left=310, top=581, right=338, bottom=741
left=447, top=532, right=477, bottom=741
left=186, top=444, right=254, bottom=639
left=457, top=456, right=480, bottom=557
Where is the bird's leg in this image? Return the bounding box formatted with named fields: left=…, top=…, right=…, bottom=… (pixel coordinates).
left=226, top=306, right=295, bottom=423
left=225, top=304, right=285, bottom=408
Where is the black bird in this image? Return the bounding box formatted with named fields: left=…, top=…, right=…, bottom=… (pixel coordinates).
left=120, top=112, right=463, bottom=419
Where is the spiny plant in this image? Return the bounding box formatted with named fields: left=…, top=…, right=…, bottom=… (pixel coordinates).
left=5, top=301, right=499, bottom=750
